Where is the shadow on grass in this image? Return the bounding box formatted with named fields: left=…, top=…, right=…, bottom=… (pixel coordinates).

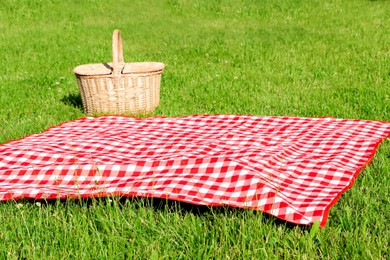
left=12, top=196, right=303, bottom=230
left=61, top=93, right=83, bottom=111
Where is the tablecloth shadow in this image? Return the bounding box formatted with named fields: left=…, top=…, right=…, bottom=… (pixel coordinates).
left=119, top=197, right=300, bottom=229
left=61, top=93, right=83, bottom=111
left=14, top=196, right=300, bottom=230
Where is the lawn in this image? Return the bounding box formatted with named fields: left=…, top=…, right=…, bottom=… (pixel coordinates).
left=0, top=0, right=389, bottom=258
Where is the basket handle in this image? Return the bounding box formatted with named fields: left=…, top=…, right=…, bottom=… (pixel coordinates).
left=112, top=29, right=124, bottom=76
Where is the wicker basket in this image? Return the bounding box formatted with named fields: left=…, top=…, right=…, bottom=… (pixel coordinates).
left=73, top=29, right=165, bottom=116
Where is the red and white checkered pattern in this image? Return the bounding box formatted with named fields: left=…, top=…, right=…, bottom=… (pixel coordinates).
left=1, top=115, right=389, bottom=226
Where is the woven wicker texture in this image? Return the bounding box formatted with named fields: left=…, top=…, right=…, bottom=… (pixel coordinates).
left=73, top=30, right=165, bottom=115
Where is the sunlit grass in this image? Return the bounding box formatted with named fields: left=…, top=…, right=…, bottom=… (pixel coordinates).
left=0, top=0, right=389, bottom=258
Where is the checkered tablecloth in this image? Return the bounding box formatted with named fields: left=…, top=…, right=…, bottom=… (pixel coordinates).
left=1, top=115, right=389, bottom=226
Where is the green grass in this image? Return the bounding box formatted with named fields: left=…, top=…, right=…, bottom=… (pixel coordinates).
left=0, top=0, right=389, bottom=258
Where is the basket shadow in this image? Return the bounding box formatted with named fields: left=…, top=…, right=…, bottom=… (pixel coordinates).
left=61, top=93, right=83, bottom=111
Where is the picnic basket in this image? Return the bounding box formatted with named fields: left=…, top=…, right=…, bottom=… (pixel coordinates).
left=73, top=29, right=165, bottom=115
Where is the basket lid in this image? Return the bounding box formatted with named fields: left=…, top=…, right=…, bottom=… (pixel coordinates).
left=122, top=62, right=165, bottom=74
left=73, top=62, right=165, bottom=76
left=73, top=63, right=114, bottom=76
